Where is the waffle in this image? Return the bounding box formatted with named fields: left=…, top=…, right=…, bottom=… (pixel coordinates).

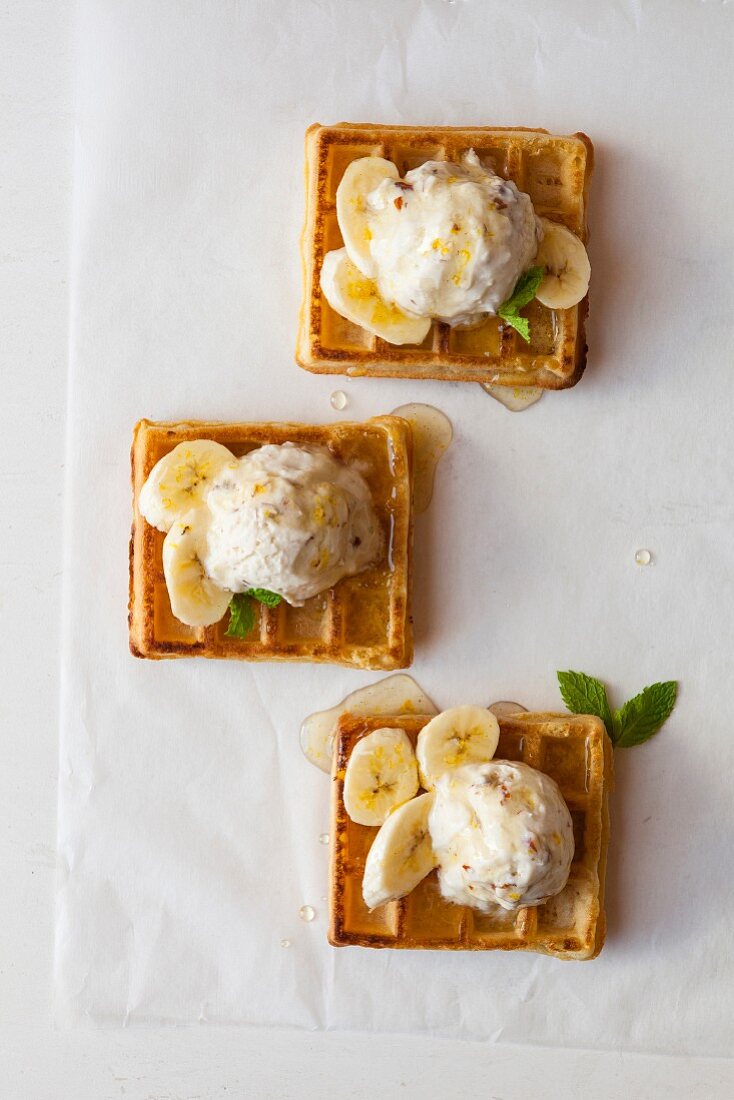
left=129, top=417, right=413, bottom=669
left=297, top=122, right=593, bottom=388
left=329, top=711, right=612, bottom=958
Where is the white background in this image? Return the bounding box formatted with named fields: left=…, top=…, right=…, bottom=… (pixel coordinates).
left=2, top=0, right=734, bottom=1096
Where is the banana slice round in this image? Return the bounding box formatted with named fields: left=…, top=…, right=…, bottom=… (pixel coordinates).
left=336, top=156, right=399, bottom=277
left=362, top=791, right=436, bottom=910
left=343, top=727, right=419, bottom=827
left=162, top=510, right=231, bottom=627
left=416, top=706, right=500, bottom=790
left=139, top=440, right=236, bottom=533
left=534, top=218, right=590, bottom=310
left=320, top=248, right=431, bottom=346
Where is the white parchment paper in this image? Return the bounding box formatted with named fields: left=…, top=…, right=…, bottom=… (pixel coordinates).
left=55, top=0, right=734, bottom=1052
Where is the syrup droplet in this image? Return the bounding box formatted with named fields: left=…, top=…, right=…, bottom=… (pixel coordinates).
left=330, top=390, right=348, bottom=411
left=280, top=938, right=291, bottom=948
left=319, top=833, right=330, bottom=845
left=299, top=905, right=316, bottom=923
left=482, top=383, right=544, bottom=412
left=635, top=549, right=652, bottom=566
left=390, top=403, right=453, bottom=513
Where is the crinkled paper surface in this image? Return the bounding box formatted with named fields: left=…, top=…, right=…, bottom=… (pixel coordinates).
left=56, top=0, right=734, bottom=1054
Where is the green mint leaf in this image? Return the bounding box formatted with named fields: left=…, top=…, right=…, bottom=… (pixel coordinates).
left=247, top=588, right=282, bottom=608
left=557, top=670, right=614, bottom=739
left=497, top=310, right=530, bottom=342
left=615, top=681, right=678, bottom=748
left=500, top=265, right=546, bottom=314
left=225, top=593, right=257, bottom=638
left=611, top=708, right=623, bottom=744
left=497, top=266, right=545, bottom=343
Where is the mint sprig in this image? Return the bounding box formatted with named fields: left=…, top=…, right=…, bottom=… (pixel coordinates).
left=557, top=670, right=677, bottom=748
left=248, top=588, right=283, bottom=608
left=498, top=265, right=545, bottom=343
left=225, top=588, right=282, bottom=638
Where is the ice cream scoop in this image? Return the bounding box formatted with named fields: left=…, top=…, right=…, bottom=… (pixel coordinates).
left=342, top=150, right=541, bottom=326
left=203, top=443, right=382, bottom=606
left=429, top=759, right=574, bottom=911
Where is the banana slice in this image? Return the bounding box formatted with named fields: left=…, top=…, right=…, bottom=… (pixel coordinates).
left=416, top=706, right=500, bottom=790
left=336, top=156, right=399, bottom=277
left=534, top=218, right=590, bottom=310
left=139, top=440, right=236, bottom=533
left=343, top=727, right=419, bottom=826
left=362, top=791, right=436, bottom=910
left=320, top=247, right=431, bottom=346
left=162, top=510, right=231, bottom=627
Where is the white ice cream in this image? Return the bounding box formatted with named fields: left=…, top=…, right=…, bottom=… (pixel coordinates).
left=202, top=443, right=382, bottom=605
left=365, top=151, right=540, bottom=325
left=429, top=760, right=574, bottom=911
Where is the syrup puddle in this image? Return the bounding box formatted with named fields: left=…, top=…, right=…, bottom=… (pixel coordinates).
left=481, top=384, right=543, bottom=412
left=488, top=701, right=528, bottom=718
left=390, top=403, right=452, bottom=514
left=300, top=673, right=439, bottom=773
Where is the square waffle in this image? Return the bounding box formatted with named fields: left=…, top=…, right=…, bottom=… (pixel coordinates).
left=329, top=711, right=612, bottom=958
left=297, top=122, right=593, bottom=388
left=129, top=416, right=413, bottom=669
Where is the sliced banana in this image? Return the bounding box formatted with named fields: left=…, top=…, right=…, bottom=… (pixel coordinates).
left=416, top=706, right=500, bottom=790
left=336, top=156, right=399, bottom=277
left=320, top=247, right=431, bottom=346
left=162, top=509, right=231, bottom=627
left=362, top=791, right=436, bottom=910
left=139, top=439, right=236, bottom=533
left=534, top=218, right=590, bottom=310
left=343, top=727, right=419, bottom=826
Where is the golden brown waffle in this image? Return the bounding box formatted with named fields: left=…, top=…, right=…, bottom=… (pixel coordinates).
left=129, top=417, right=413, bottom=669
left=330, top=711, right=612, bottom=958
left=297, top=122, right=593, bottom=388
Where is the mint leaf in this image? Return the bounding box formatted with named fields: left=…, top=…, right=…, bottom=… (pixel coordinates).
left=498, top=267, right=544, bottom=344
left=247, top=588, right=282, bottom=608
left=614, top=681, right=678, bottom=748
left=557, top=670, right=614, bottom=739
left=499, top=312, right=530, bottom=342
left=225, top=588, right=282, bottom=638
left=225, top=593, right=256, bottom=638
left=501, top=266, right=546, bottom=314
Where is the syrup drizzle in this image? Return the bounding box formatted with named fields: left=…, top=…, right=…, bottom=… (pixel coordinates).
left=487, top=701, right=528, bottom=718
left=390, top=403, right=453, bottom=514
left=300, top=674, right=439, bottom=773
left=481, top=383, right=543, bottom=412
